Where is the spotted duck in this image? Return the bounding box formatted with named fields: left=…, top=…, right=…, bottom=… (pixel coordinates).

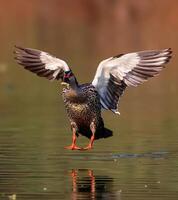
left=14, top=46, right=172, bottom=150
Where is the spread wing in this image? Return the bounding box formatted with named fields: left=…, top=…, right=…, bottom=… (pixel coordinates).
left=14, top=46, right=70, bottom=80
left=92, top=48, right=172, bottom=114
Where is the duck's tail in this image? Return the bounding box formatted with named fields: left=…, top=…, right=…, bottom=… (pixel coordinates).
left=95, top=127, right=113, bottom=139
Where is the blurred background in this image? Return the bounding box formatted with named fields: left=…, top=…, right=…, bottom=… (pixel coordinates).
left=0, top=0, right=178, bottom=199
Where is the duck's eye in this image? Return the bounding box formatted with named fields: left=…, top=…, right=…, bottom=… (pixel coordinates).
left=64, top=71, right=73, bottom=79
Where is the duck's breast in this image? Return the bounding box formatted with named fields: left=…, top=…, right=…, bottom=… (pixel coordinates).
left=62, top=83, right=101, bottom=127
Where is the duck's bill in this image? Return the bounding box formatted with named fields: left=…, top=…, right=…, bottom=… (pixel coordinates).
left=61, top=82, right=70, bottom=88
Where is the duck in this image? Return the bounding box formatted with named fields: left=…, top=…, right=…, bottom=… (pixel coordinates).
left=14, top=46, right=172, bottom=150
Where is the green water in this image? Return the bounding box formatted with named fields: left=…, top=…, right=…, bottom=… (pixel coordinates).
left=0, top=2, right=178, bottom=199
left=0, top=59, right=178, bottom=199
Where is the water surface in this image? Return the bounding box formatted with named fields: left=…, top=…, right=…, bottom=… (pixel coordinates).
left=0, top=2, right=178, bottom=199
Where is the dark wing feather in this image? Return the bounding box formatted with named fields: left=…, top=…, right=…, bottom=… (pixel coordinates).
left=100, top=74, right=127, bottom=113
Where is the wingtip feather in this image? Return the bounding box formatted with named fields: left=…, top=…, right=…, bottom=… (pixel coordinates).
left=14, top=45, right=24, bottom=51
left=111, top=109, right=120, bottom=115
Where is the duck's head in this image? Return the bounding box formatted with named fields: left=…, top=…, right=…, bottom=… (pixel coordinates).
left=61, top=70, right=78, bottom=89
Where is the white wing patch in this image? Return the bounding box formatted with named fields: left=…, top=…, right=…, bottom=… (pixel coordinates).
left=92, top=49, right=172, bottom=114
left=14, top=46, right=70, bottom=81
left=40, top=52, right=69, bottom=71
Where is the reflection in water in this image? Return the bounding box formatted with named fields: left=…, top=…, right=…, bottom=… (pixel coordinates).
left=70, top=169, right=119, bottom=200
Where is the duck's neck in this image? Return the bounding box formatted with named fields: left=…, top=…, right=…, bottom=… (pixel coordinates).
left=66, top=76, right=87, bottom=103
left=69, top=76, right=79, bottom=91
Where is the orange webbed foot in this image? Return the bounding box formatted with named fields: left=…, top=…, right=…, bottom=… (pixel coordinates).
left=80, top=145, right=93, bottom=151
left=64, top=145, right=82, bottom=150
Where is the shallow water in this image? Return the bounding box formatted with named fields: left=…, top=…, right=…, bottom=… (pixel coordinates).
left=0, top=2, right=178, bottom=199
left=0, top=85, right=178, bottom=200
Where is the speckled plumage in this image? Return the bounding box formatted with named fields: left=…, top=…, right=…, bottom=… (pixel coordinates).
left=62, top=83, right=112, bottom=139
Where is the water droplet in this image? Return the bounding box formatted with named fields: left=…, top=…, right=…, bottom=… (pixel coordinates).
left=8, top=194, right=16, bottom=200
left=157, top=181, right=160, bottom=184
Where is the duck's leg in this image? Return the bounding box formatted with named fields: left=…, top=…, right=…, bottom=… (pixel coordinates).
left=83, top=122, right=96, bottom=150
left=65, top=122, right=81, bottom=150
